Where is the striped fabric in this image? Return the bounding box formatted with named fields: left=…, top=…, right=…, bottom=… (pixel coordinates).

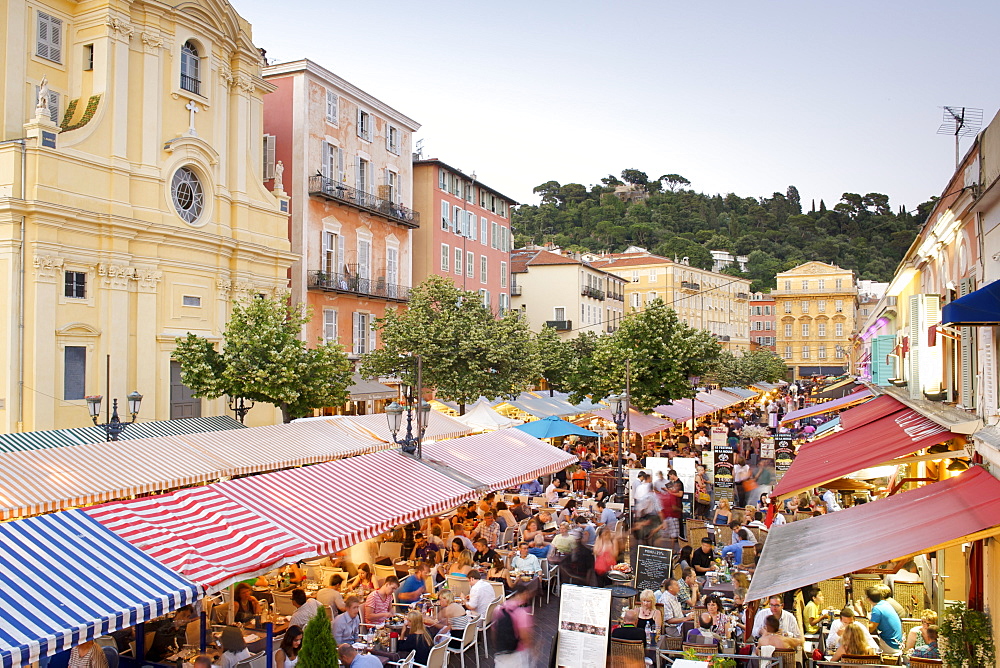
left=420, top=429, right=577, bottom=491
left=85, top=486, right=313, bottom=591
left=654, top=400, right=718, bottom=421
left=0, top=428, right=92, bottom=454
left=307, top=411, right=474, bottom=443
left=588, top=408, right=673, bottom=436
left=213, top=449, right=477, bottom=555
left=696, top=391, right=742, bottom=409
left=0, top=510, right=199, bottom=668
left=723, top=387, right=758, bottom=399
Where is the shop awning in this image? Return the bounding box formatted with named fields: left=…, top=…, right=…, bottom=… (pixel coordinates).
left=297, top=411, right=473, bottom=443
left=748, top=466, right=1000, bottom=601
left=811, top=416, right=840, bottom=438
left=547, top=391, right=605, bottom=413
left=421, top=429, right=578, bottom=491
left=452, top=399, right=523, bottom=431
left=589, top=408, right=673, bottom=436
left=697, top=391, right=740, bottom=410
left=772, top=405, right=959, bottom=500
left=654, top=399, right=718, bottom=421
left=814, top=379, right=863, bottom=399
left=723, top=387, right=758, bottom=399
left=780, top=388, right=873, bottom=424
left=346, top=374, right=397, bottom=401
left=0, top=510, right=199, bottom=668
left=941, top=279, right=1000, bottom=325
left=85, top=486, right=314, bottom=591
left=213, top=449, right=477, bottom=556
left=839, top=395, right=907, bottom=430
left=496, top=393, right=579, bottom=419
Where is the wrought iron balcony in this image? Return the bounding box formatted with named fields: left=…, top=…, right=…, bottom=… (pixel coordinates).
left=546, top=320, right=572, bottom=331
left=681, top=281, right=701, bottom=291
left=510, top=284, right=522, bottom=297
left=581, top=286, right=605, bottom=300
left=607, top=292, right=624, bottom=302
left=308, top=175, right=419, bottom=228
left=308, top=270, right=410, bottom=302
left=736, top=292, right=750, bottom=300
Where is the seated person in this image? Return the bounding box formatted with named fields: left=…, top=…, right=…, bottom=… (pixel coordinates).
left=751, top=596, right=802, bottom=640
left=686, top=612, right=719, bottom=645
left=397, top=610, right=434, bottom=665
left=332, top=596, right=362, bottom=644
left=720, top=524, right=756, bottom=565
left=396, top=562, right=432, bottom=604
left=910, top=625, right=939, bottom=659
left=677, top=568, right=701, bottom=610
left=831, top=622, right=877, bottom=661
left=410, top=532, right=437, bottom=561
left=337, top=643, right=381, bottom=668
left=632, top=589, right=662, bottom=636
left=802, top=586, right=831, bottom=635
left=611, top=609, right=645, bottom=641
left=316, top=574, right=347, bottom=614
left=508, top=542, right=542, bottom=585
left=289, top=588, right=322, bottom=629
left=905, top=609, right=938, bottom=654
left=521, top=518, right=544, bottom=544
left=757, top=614, right=802, bottom=651
left=472, top=537, right=501, bottom=569
left=859, top=585, right=902, bottom=654
left=827, top=607, right=880, bottom=654
left=690, top=537, right=716, bottom=576
left=527, top=533, right=549, bottom=559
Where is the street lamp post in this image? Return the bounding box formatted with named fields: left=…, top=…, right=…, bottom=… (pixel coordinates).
left=228, top=396, right=255, bottom=424
left=689, top=375, right=700, bottom=434
left=86, top=391, right=143, bottom=441
left=608, top=392, right=629, bottom=501
left=386, top=355, right=430, bottom=458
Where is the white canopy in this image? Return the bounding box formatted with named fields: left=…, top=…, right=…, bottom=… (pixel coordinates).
left=453, top=399, right=523, bottom=431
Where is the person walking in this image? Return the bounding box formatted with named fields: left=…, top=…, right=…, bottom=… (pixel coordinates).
left=492, top=582, right=534, bottom=667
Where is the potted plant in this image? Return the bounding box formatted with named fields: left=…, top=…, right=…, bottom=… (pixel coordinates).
left=681, top=647, right=736, bottom=667
left=297, top=605, right=340, bottom=668
left=939, top=601, right=995, bottom=667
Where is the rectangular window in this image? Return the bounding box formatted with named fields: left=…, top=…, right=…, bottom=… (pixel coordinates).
left=784, top=280, right=791, bottom=291
left=835, top=300, right=844, bottom=312
left=322, top=230, right=342, bottom=275
left=498, top=293, right=509, bottom=314
left=835, top=322, right=844, bottom=337
left=632, top=271, right=639, bottom=283
left=386, top=125, right=400, bottom=154
left=439, top=168, right=447, bottom=190
left=648, top=268, right=658, bottom=281
left=357, top=238, right=371, bottom=280
left=784, top=323, right=792, bottom=338
left=631, top=293, right=640, bottom=308
left=783, top=346, right=792, bottom=359
left=491, top=222, right=498, bottom=249
left=386, top=170, right=398, bottom=204
left=801, top=280, right=809, bottom=290
left=818, top=346, right=827, bottom=359
left=356, top=109, right=371, bottom=141
left=765, top=306, right=771, bottom=315
left=64, top=271, right=86, bottom=299
left=454, top=247, right=462, bottom=275
left=453, top=207, right=463, bottom=235
left=441, top=201, right=450, bottom=230
left=353, top=312, right=372, bottom=355
left=480, top=217, right=488, bottom=245
left=83, top=44, right=94, bottom=70
left=356, top=157, right=370, bottom=194
left=326, top=90, right=338, bottom=124
left=817, top=323, right=827, bottom=337
left=263, top=134, right=276, bottom=180
left=801, top=323, right=810, bottom=337
left=835, top=347, right=843, bottom=359
left=182, top=295, right=201, bottom=307
left=783, top=302, right=792, bottom=314
left=386, top=247, right=398, bottom=287
left=36, top=11, right=63, bottom=63
left=818, top=279, right=826, bottom=290
left=466, top=250, right=474, bottom=278
left=480, top=256, right=488, bottom=283
left=500, top=261, right=508, bottom=288
left=801, top=301, right=810, bottom=313
left=802, top=345, right=810, bottom=359
left=323, top=309, right=338, bottom=343
left=441, top=244, right=450, bottom=272
left=63, top=345, right=85, bottom=400
left=554, top=307, right=565, bottom=321
left=835, top=278, right=843, bottom=290
left=817, top=300, right=826, bottom=313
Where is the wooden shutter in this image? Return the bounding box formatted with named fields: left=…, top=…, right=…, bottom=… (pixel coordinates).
left=321, top=142, right=333, bottom=179
left=908, top=294, right=922, bottom=396
left=355, top=157, right=362, bottom=191
left=356, top=108, right=363, bottom=138
left=323, top=309, right=337, bottom=343
left=385, top=126, right=392, bottom=151
left=441, top=201, right=449, bottom=229
left=352, top=312, right=362, bottom=355
left=263, top=135, right=276, bottom=179
left=368, top=161, right=374, bottom=195
left=336, top=148, right=344, bottom=182
left=368, top=315, right=376, bottom=353
left=959, top=278, right=976, bottom=408
left=326, top=90, right=337, bottom=123
left=358, top=239, right=370, bottom=280
left=63, top=346, right=86, bottom=400
left=36, top=12, right=62, bottom=63
left=337, top=234, right=345, bottom=274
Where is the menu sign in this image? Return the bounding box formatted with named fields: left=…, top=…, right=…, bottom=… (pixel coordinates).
left=556, top=585, right=612, bottom=668
left=633, top=545, right=674, bottom=593
left=713, top=433, right=734, bottom=502
left=774, top=433, right=795, bottom=482
left=760, top=436, right=775, bottom=460
left=711, top=425, right=728, bottom=451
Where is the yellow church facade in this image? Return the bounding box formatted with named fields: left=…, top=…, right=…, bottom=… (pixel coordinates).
left=0, top=0, right=295, bottom=431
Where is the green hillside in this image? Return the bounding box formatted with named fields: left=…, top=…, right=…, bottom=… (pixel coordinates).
left=511, top=170, right=933, bottom=292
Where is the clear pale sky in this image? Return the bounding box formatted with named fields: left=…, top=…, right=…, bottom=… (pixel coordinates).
left=237, top=0, right=1000, bottom=212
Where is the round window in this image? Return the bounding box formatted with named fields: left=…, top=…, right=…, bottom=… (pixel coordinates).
left=171, top=167, right=204, bottom=224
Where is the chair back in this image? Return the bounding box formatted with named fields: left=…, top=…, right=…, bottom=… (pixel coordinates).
left=271, top=590, right=296, bottom=616
left=445, top=574, right=470, bottom=597
left=499, top=526, right=516, bottom=548
left=838, top=655, right=881, bottom=664
left=233, top=651, right=266, bottom=668
left=424, top=635, right=451, bottom=668
left=219, top=587, right=234, bottom=604
left=907, top=657, right=944, bottom=667
left=716, top=525, right=733, bottom=546
left=770, top=647, right=795, bottom=668
left=395, top=649, right=416, bottom=668
left=741, top=544, right=756, bottom=566
left=781, top=512, right=794, bottom=523
left=606, top=502, right=624, bottom=512
left=460, top=614, right=481, bottom=646
left=749, top=526, right=767, bottom=543
left=319, top=566, right=347, bottom=587
left=185, top=619, right=202, bottom=646
left=681, top=642, right=719, bottom=656
left=817, top=577, right=847, bottom=611
left=900, top=617, right=920, bottom=639
left=686, top=520, right=709, bottom=546
left=892, top=581, right=926, bottom=617
left=379, top=541, right=403, bottom=561
left=608, top=638, right=645, bottom=668
left=373, top=563, right=397, bottom=587
left=490, top=580, right=505, bottom=600
left=102, top=646, right=119, bottom=668
left=530, top=496, right=546, bottom=506
left=794, top=511, right=812, bottom=521
left=211, top=601, right=231, bottom=624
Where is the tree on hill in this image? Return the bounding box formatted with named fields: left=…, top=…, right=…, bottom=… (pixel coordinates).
left=660, top=174, right=691, bottom=192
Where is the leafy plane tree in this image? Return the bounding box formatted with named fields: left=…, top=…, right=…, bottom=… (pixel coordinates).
left=173, top=296, right=353, bottom=423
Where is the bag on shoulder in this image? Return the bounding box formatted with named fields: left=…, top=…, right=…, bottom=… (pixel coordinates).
left=491, top=605, right=519, bottom=654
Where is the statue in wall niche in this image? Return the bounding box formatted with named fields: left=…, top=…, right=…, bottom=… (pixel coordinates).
left=273, top=160, right=284, bottom=192
left=36, top=76, right=50, bottom=117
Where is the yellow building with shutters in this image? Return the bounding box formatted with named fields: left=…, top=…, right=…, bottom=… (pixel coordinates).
left=772, top=261, right=857, bottom=379
left=0, top=0, right=295, bottom=431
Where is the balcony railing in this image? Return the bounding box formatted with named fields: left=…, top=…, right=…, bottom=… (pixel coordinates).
left=308, top=175, right=419, bottom=228
left=581, top=286, right=605, bottom=300
left=546, top=320, right=572, bottom=331
left=681, top=281, right=701, bottom=291
left=606, top=325, right=618, bottom=334
left=510, top=284, right=522, bottom=297
left=180, top=74, right=201, bottom=96
left=308, top=270, right=410, bottom=302
left=736, top=292, right=749, bottom=300
left=607, top=292, right=624, bottom=302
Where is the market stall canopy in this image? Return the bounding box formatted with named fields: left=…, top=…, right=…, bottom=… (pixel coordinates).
left=772, top=405, right=959, bottom=500
left=753, top=382, right=786, bottom=390
left=748, top=466, right=1000, bottom=602
left=780, top=388, right=873, bottom=424
left=345, top=373, right=397, bottom=401
left=213, top=449, right=477, bottom=556
left=547, top=391, right=605, bottom=413
left=589, top=408, right=673, bottom=436
left=723, top=387, right=758, bottom=399
left=0, top=415, right=245, bottom=454
left=811, top=416, right=841, bottom=438
left=452, top=399, right=522, bottom=431
left=697, top=391, right=741, bottom=410
left=85, top=486, right=313, bottom=591
left=295, top=411, right=473, bottom=443
left=941, top=279, right=1000, bottom=325
left=813, top=379, right=864, bottom=399
left=495, top=393, right=580, bottom=419
left=654, top=399, right=718, bottom=421
left=838, top=394, right=908, bottom=430
left=421, top=428, right=578, bottom=491
left=514, top=415, right=599, bottom=439
left=0, top=510, right=199, bottom=668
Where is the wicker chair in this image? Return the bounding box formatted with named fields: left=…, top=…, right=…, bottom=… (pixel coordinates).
left=907, top=657, right=943, bottom=667
left=608, top=638, right=645, bottom=668
left=716, top=525, right=734, bottom=546
left=741, top=544, right=756, bottom=567
left=892, top=581, right=926, bottom=617
left=660, top=629, right=683, bottom=651
left=837, top=654, right=882, bottom=664
left=770, top=648, right=796, bottom=668
left=817, top=576, right=847, bottom=611
left=681, top=642, right=719, bottom=658
left=795, top=511, right=813, bottom=522
left=879, top=654, right=901, bottom=665
left=686, top=520, right=709, bottom=546
left=900, top=617, right=920, bottom=639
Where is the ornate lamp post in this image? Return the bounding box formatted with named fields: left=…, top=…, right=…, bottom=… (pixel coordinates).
left=608, top=392, right=629, bottom=500
left=86, top=390, right=143, bottom=441
left=386, top=355, right=430, bottom=458
left=689, top=375, right=701, bottom=433
left=228, top=396, right=255, bottom=424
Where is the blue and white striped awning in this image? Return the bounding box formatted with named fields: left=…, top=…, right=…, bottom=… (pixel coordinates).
left=0, top=510, right=200, bottom=668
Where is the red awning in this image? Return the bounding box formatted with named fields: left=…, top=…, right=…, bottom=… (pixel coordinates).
left=748, top=466, right=1000, bottom=601
left=589, top=408, right=674, bottom=436
left=772, top=406, right=959, bottom=499
left=213, top=449, right=477, bottom=556
left=839, top=394, right=907, bottom=431
left=780, top=388, right=873, bottom=424
left=85, top=486, right=313, bottom=591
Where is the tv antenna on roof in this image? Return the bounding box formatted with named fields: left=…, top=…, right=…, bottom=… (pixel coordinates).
left=937, top=106, right=983, bottom=169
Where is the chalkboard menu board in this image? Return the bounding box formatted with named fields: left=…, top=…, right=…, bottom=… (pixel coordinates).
left=774, top=433, right=795, bottom=482
left=633, top=545, right=674, bottom=592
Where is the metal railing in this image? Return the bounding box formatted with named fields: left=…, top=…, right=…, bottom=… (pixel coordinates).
left=180, top=74, right=200, bottom=96
left=681, top=281, right=701, bottom=291
left=736, top=292, right=750, bottom=300
left=308, top=175, right=419, bottom=228
left=581, top=286, right=605, bottom=300
left=546, top=320, right=572, bottom=331
left=308, top=270, right=410, bottom=302
left=510, top=285, right=522, bottom=296
left=607, top=292, right=624, bottom=302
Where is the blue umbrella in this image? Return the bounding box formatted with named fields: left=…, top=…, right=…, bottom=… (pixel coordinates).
left=513, top=415, right=599, bottom=439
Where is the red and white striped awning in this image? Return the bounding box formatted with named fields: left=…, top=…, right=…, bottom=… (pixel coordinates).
left=588, top=409, right=673, bottom=436
left=85, top=486, right=313, bottom=591
left=295, top=411, right=473, bottom=443
left=212, top=450, right=477, bottom=556
left=421, top=429, right=578, bottom=491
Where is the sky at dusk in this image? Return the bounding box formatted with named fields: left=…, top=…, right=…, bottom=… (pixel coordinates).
left=237, top=0, right=1000, bottom=213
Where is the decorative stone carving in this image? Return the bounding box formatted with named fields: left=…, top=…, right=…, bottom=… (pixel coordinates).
left=135, top=268, right=162, bottom=291
left=236, top=73, right=256, bottom=94
left=140, top=31, right=163, bottom=53
left=220, top=65, right=235, bottom=89
left=35, top=76, right=50, bottom=118
left=32, top=255, right=64, bottom=280
left=98, top=262, right=135, bottom=289
left=216, top=278, right=233, bottom=299
left=106, top=16, right=134, bottom=41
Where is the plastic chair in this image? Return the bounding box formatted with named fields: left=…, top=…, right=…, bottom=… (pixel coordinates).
left=374, top=563, right=398, bottom=587
left=477, top=596, right=502, bottom=657
left=489, top=580, right=505, bottom=600
left=233, top=651, right=266, bottom=668
left=498, top=526, right=516, bottom=548
left=380, top=541, right=403, bottom=561
left=609, top=638, right=645, bottom=668
left=387, top=649, right=416, bottom=668
left=445, top=615, right=481, bottom=668
left=540, top=560, right=560, bottom=604
left=271, top=590, right=296, bottom=616
left=445, top=574, right=471, bottom=597
left=414, top=635, right=450, bottom=668
left=102, top=646, right=119, bottom=668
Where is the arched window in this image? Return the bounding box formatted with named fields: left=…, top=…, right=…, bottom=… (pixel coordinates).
left=180, top=41, right=200, bottom=94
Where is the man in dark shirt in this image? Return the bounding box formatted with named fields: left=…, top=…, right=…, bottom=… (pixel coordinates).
left=472, top=537, right=501, bottom=568
left=611, top=609, right=646, bottom=641
left=510, top=497, right=531, bottom=522
left=691, top=537, right=716, bottom=576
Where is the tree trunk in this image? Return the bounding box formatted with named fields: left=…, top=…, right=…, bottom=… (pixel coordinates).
left=459, top=403, right=466, bottom=416
left=281, top=403, right=293, bottom=424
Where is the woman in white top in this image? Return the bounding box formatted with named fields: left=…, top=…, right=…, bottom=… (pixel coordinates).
left=218, top=627, right=251, bottom=668
left=274, top=625, right=302, bottom=668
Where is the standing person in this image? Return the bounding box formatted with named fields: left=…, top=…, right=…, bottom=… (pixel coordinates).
left=593, top=528, right=619, bottom=585
left=492, top=582, right=534, bottom=668
left=658, top=470, right=683, bottom=550
left=733, top=456, right=750, bottom=507
left=693, top=462, right=711, bottom=520
left=274, top=625, right=302, bottom=668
